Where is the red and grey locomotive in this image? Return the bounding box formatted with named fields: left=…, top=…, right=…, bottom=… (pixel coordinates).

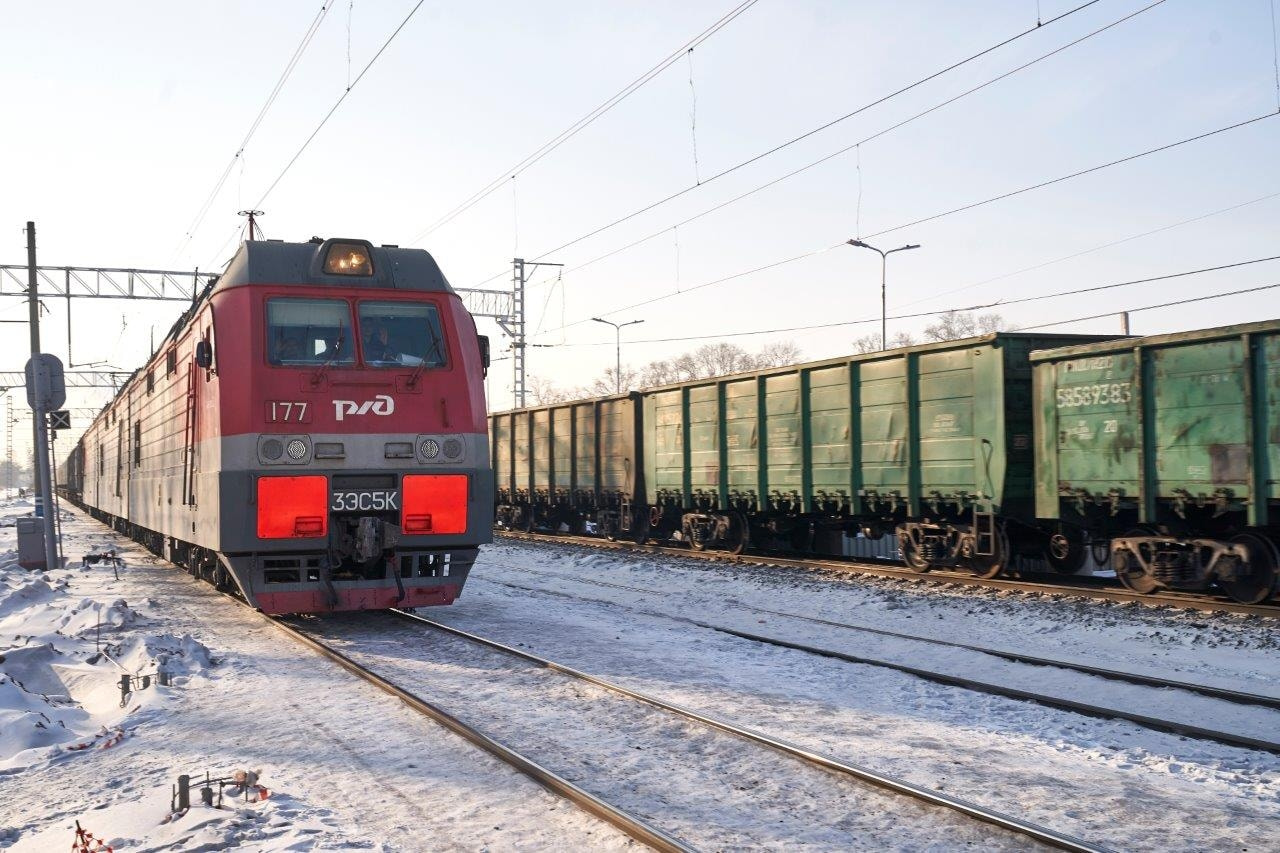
left=61, top=236, right=493, bottom=613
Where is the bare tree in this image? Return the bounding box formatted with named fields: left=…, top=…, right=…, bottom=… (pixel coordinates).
left=922, top=310, right=1004, bottom=342
left=852, top=334, right=882, bottom=353
left=585, top=366, right=640, bottom=397
left=527, top=375, right=575, bottom=406
left=755, top=340, right=803, bottom=368
left=888, top=331, right=917, bottom=348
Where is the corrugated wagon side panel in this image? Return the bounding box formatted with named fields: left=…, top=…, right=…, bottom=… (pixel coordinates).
left=552, top=406, right=573, bottom=491
left=809, top=365, right=852, bottom=505
left=648, top=390, right=684, bottom=502
left=859, top=358, right=908, bottom=493
left=599, top=397, right=635, bottom=493
left=764, top=373, right=802, bottom=504
left=493, top=414, right=513, bottom=493
left=688, top=385, right=720, bottom=502
left=574, top=404, right=596, bottom=494
left=915, top=347, right=978, bottom=501
left=1040, top=350, right=1142, bottom=510
left=724, top=378, right=759, bottom=504
left=531, top=409, right=552, bottom=494
left=1150, top=339, right=1250, bottom=499
left=513, top=413, right=531, bottom=492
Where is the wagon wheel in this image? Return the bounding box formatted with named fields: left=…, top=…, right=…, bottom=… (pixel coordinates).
left=968, top=523, right=1010, bottom=580
left=724, top=512, right=749, bottom=555
left=1046, top=526, right=1088, bottom=574
left=601, top=514, right=618, bottom=542
left=1114, top=527, right=1159, bottom=594
left=1221, top=532, right=1279, bottom=604
left=631, top=506, right=652, bottom=545
left=897, top=528, right=930, bottom=573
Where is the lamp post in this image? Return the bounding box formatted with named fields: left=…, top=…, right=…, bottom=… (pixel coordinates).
left=846, top=239, right=920, bottom=350
left=591, top=317, right=644, bottom=393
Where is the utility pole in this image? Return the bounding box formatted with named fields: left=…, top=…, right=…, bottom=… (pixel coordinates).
left=1120, top=311, right=1130, bottom=335
left=4, top=395, right=12, bottom=494
left=499, top=257, right=561, bottom=408
left=26, top=221, right=59, bottom=570
left=591, top=317, right=644, bottom=394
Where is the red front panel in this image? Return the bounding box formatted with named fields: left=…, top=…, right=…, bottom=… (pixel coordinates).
left=257, top=475, right=328, bottom=538
left=402, top=474, right=468, bottom=534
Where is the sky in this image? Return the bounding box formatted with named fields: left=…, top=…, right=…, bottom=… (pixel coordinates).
left=3, top=0, right=1280, bottom=465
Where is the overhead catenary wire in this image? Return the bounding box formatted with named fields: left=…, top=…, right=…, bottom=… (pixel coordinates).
left=1019, top=281, right=1280, bottom=330
left=541, top=254, right=1280, bottom=347
left=525, top=0, right=1167, bottom=292
left=471, top=0, right=1104, bottom=285
left=408, top=0, right=762, bottom=245
left=896, top=187, right=1280, bottom=309
left=203, top=0, right=427, bottom=270
left=170, top=2, right=332, bottom=264
left=863, top=111, right=1280, bottom=240
left=535, top=108, right=1277, bottom=338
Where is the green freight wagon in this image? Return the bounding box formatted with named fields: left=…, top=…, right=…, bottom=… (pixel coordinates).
left=641, top=332, right=1107, bottom=574
left=490, top=393, right=645, bottom=537
left=1032, top=319, right=1280, bottom=603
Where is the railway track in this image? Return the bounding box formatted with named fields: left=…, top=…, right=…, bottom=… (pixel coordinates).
left=264, top=611, right=692, bottom=852
left=481, top=572, right=1280, bottom=756
left=496, top=530, right=1280, bottom=618
left=371, top=609, right=1105, bottom=852
left=504, top=563, right=1280, bottom=712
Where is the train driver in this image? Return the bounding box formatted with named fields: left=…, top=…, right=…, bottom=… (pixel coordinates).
left=364, top=322, right=400, bottom=363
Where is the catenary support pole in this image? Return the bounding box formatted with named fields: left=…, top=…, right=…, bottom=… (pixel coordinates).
left=26, top=222, right=59, bottom=570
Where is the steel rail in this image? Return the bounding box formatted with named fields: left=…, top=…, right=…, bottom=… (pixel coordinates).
left=264, top=616, right=694, bottom=853
left=504, top=563, right=1280, bottom=711
left=483, top=574, right=1280, bottom=755
left=393, top=610, right=1108, bottom=853
left=496, top=531, right=1280, bottom=617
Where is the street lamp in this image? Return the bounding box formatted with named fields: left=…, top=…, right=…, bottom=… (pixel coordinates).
left=847, top=239, right=920, bottom=350
left=591, top=317, right=644, bottom=393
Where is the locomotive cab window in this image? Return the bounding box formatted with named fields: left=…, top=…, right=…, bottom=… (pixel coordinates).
left=358, top=301, right=447, bottom=368
left=267, top=298, right=355, bottom=366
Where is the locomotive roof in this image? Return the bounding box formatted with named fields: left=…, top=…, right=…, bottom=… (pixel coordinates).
left=213, top=238, right=455, bottom=294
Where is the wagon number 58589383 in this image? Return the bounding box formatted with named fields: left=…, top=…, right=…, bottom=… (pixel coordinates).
left=1055, top=382, right=1131, bottom=409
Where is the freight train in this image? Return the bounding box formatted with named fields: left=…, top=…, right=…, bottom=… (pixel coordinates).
left=60, top=236, right=494, bottom=614
left=490, top=321, right=1280, bottom=604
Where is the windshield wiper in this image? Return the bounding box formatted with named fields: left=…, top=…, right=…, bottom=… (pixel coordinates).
left=406, top=334, right=446, bottom=388
left=310, top=328, right=345, bottom=388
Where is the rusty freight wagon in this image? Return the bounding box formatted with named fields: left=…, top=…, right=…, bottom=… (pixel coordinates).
left=1032, top=319, right=1280, bottom=603
left=490, top=392, right=645, bottom=538
left=639, top=332, right=1108, bottom=574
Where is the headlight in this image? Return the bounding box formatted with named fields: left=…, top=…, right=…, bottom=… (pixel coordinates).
left=420, top=438, right=441, bottom=459
left=261, top=439, right=284, bottom=461
left=286, top=439, right=308, bottom=460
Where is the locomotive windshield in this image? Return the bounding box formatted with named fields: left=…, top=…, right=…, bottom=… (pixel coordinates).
left=358, top=301, right=447, bottom=368
left=267, top=298, right=355, bottom=365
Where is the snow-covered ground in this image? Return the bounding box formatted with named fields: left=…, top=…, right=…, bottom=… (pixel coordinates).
left=4, top=500, right=1277, bottom=851
left=426, top=537, right=1279, bottom=851
left=0, top=499, right=635, bottom=851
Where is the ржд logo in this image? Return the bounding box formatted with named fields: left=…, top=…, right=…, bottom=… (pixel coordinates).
left=333, top=394, right=394, bottom=421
